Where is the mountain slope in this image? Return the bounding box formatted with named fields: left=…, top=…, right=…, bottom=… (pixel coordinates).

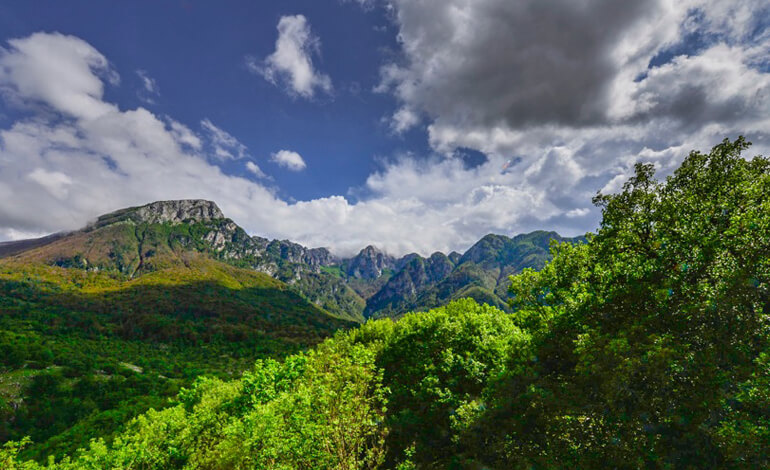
left=0, top=201, right=355, bottom=460
left=4, top=200, right=367, bottom=322
left=365, top=231, right=584, bottom=318
left=1, top=201, right=586, bottom=322
left=364, top=252, right=455, bottom=317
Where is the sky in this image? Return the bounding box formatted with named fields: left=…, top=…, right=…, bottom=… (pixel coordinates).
left=0, top=0, right=769, bottom=256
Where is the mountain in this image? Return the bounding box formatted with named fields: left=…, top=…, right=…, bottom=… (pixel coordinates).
left=2, top=200, right=366, bottom=321
left=0, top=200, right=357, bottom=460
left=1, top=200, right=585, bottom=323
left=343, top=245, right=397, bottom=279
left=364, top=231, right=584, bottom=318
left=364, top=252, right=455, bottom=318
left=0, top=198, right=584, bottom=461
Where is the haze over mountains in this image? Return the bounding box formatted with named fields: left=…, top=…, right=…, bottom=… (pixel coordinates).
left=1, top=199, right=582, bottom=322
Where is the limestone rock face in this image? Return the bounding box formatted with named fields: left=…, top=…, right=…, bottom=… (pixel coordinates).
left=267, top=240, right=337, bottom=268
left=363, top=252, right=455, bottom=318
left=91, top=199, right=225, bottom=229
left=133, top=200, right=225, bottom=224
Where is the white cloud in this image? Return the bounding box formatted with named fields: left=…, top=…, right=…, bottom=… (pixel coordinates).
left=389, top=107, right=420, bottom=133
left=248, top=15, right=332, bottom=99
left=167, top=118, right=201, bottom=150
left=0, top=31, right=118, bottom=119
left=136, top=69, right=159, bottom=104
left=245, top=161, right=266, bottom=178
left=566, top=208, right=591, bottom=218
left=2, top=19, right=769, bottom=259
left=270, top=150, right=307, bottom=171
left=27, top=168, right=73, bottom=199
left=200, top=118, right=249, bottom=160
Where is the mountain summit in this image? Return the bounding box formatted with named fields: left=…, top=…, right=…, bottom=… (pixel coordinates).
left=89, top=199, right=225, bottom=229
left=345, top=245, right=397, bottom=280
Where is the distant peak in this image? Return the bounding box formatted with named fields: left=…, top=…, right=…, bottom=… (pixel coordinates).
left=359, top=245, right=383, bottom=255
left=479, top=233, right=510, bottom=242
left=346, top=244, right=396, bottom=279
left=90, top=199, right=225, bottom=229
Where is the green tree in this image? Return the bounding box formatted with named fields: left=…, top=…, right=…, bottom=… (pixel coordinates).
left=463, top=137, right=770, bottom=468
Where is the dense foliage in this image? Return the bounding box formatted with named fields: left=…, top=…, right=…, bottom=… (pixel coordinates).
left=2, top=299, right=522, bottom=469
left=467, top=137, right=770, bottom=468
left=0, top=257, right=350, bottom=461
left=3, top=137, right=769, bottom=468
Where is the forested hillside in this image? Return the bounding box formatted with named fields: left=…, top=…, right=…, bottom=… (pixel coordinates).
left=3, top=138, right=767, bottom=468
left=0, top=255, right=351, bottom=461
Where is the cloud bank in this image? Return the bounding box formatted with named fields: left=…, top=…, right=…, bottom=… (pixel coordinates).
left=1, top=2, right=769, bottom=257
left=373, top=0, right=770, bottom=224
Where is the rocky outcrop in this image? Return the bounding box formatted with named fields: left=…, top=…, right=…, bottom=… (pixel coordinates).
left=395, top=253, right=421, bottom=271
left=345, top=246, right=396, bottom=279
left=266, top=240, right=337, bottom=269
left=363, top=252, right=455, bottom=318
left=90, top=200, right=225, bottom=229
left=133, top=200, right=224, bottom=224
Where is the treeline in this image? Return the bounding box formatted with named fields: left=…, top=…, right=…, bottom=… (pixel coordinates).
left=4, top=137, right=769, bottom=468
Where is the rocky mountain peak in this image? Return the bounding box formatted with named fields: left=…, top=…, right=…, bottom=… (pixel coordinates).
left=135, top=200, right=225, bottom=223
left=359, top=245, right=383, bottom=257
left=90, top=199, right=225, bottom=229
left=346, top=245, right=396, bottom=279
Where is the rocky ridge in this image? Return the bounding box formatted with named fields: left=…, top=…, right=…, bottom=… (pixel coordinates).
left=2, top=200, right=584, bottom=321
left=90, top=199, right=225, bottom=229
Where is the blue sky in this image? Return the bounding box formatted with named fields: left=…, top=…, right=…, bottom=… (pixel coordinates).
left=0, top=0, right=768, bottom=255
left=0, top=1, right=430, bottom=202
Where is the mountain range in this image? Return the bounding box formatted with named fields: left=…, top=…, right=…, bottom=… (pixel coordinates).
left=0, top=199, right=583, bottom=322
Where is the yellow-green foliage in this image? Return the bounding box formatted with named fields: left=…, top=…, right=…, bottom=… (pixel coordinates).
left=0, top=255, right=352, bottom=461
left=2, top=299, right=523, bottom=469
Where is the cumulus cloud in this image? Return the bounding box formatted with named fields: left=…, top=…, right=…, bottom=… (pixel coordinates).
left=0, top=31, right=118, bottom=119
left=270, top=149, right=307, bottom=171
left=248, top=15, right=332, bottom=99
left=167, top=118, right=202, bottom=150
left=365, top=0, right=770, bottom=235
left=389, top=106, right=420, bottom=133
left=27, top=168, right=73, bottom=199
